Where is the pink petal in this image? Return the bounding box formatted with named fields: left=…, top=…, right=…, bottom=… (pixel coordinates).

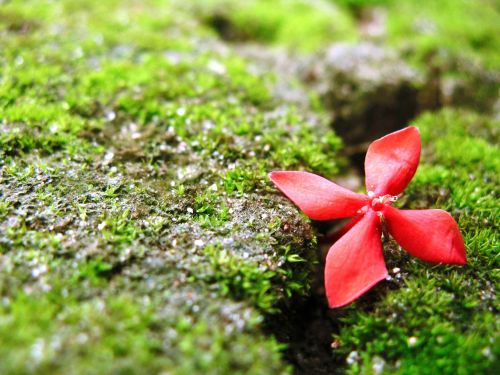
left=325, top=212, right=388, bottom=308
left=365, top=126, right=421, bottom=196
left=384, top=206, right=467, bottom=264
left=269, top=171, right=368, bottom=220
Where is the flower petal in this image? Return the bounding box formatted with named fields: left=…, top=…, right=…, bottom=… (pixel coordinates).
left=269, top=171, right=368, bottom=220
left=384, top=206, right=467, bottom=264
left=325, top=213, right=364, bottom=243
left=325, top=212, right=387, bottom=308
left=365, top=126, right=421, bottom=196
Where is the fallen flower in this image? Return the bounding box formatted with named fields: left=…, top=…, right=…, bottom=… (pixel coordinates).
left=270, top=126, right=466, bottom=308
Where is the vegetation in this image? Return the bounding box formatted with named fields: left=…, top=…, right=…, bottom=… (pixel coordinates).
left=0, top=0, right=337, bottom=373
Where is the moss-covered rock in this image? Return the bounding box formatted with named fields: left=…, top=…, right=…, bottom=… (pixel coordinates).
left=0, top=0, right=342, bottom=373
left=1, top=0, right=498, bottom=374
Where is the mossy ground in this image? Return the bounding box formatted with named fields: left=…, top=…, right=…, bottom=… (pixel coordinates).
left=0, top=0, right=498, bottom=374
left=0, top=1, right=340, bottom=373
left=333, top=109, right=499, bottom=374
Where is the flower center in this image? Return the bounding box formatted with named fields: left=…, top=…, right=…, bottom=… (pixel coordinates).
left=370, top=194, right=398, bottom=211
left=358, top=192, right=398, bottom=214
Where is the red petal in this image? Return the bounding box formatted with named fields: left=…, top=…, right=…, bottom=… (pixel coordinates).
left=365, top=126, right=421, bottom=196
left=324, top=213, right=364, bottom=243
left=269, top=171, right=368, bottom=220
left=325, top=212, right=387, bottom=308
left=384, top=206, right=467, bottom=264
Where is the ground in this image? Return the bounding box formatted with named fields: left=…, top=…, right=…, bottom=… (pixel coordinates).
left=0, top=1, right=498, bottom=374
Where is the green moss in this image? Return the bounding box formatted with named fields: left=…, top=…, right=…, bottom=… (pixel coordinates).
left=0, top=101, right=92, bottom=156
left=199, top=0, right=357, bottom=51
left=0, top=0, right=340, bottom=373
left=199, top=243, right=280, bottom=311
left=0, top=290, right=289, bottom=375
left=383, top=0, right=500, bottom=69
left=196, top=243, right=311, bottom=312
left=334, top=109, right=499, bottom=374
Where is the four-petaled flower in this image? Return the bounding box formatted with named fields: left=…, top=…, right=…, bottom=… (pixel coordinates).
left=270, top=126, right=466, bottom=308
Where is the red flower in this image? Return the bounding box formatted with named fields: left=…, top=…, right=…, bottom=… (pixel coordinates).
left=270, top=127, right=466, bottom=308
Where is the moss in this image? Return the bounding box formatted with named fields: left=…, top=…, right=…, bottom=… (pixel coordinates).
left=333, top=109, right=499, bottom=374
left=0, top=101, right=94, bottom=157
left=382, top=0, right=500, bottom=69
left=0, top=0, right=341, bottom=373
left=0, top=291, right=290, bottom=375
left=199, top=0, right=357, bottom=51
left=329, top=0, right=500, bottom=69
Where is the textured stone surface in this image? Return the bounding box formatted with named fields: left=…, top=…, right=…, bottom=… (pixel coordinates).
left=306, top=42, right=422, bottom=145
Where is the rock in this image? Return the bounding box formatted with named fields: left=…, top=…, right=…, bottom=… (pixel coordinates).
left=437, top=53, right=500, bottom=113
left=305, top=42, right=422, bottom=146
